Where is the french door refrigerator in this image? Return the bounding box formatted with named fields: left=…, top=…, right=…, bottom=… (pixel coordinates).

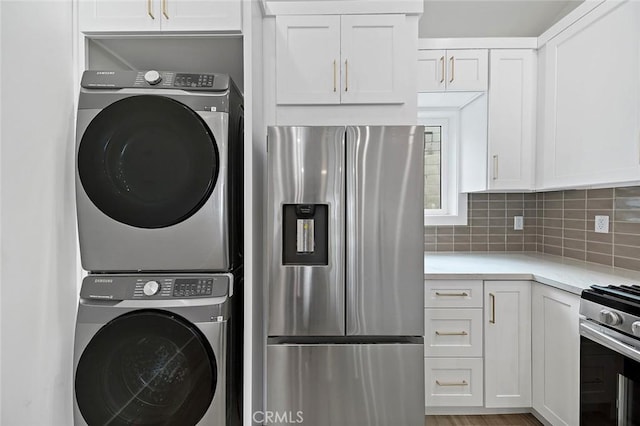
left=266, top=126, right=424, bottom=426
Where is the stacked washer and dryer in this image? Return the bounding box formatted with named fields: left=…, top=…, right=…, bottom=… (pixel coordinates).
left=72, top=70, right=244, bottom=426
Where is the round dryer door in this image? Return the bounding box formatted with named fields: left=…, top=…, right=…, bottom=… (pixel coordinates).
left=75, top=310, right=217, bottom=426
left=78, top=95, right=219, bottom=229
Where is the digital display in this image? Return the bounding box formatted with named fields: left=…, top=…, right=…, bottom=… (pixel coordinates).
left=173, top=278, right=214, bottom=297
left=174, top=73, right=214, bottom=88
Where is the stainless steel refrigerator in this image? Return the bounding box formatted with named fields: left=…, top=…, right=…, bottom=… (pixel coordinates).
left=266, top=126, right=424, bottom=426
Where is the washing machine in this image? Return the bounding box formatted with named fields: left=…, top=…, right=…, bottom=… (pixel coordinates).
left=75, top=70, right=243, bottom=272
left=73, top=272, right=242, bottom=426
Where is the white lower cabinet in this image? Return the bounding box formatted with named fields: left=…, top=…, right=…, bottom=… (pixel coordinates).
left=425, top=279, right=579, bottom=423
left=425, top=358, right=484, bottom=407
left=425, top=280, right=484, bottom=410
left=484, top=281, right=532, bottom=408
left=532, top=283, right=580, bottom=426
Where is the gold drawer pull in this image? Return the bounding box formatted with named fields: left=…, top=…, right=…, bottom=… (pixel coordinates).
left=436, top=380, right=468, bottom=387
left=162, top=0, right=169, bottom=19
left=435, top=331, right=468, bottom=336
left=435, top=292, right=468, bottom=297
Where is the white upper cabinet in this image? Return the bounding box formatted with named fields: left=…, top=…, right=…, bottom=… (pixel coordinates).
left=488, top=49, right=536, bottom=191
left=418, top=49, right=488, bottom=92
left=78, top=0, right=242, bottom=33
left=539, top=0, right=640, bottom=189
left=276, top=14, right=408, bottom=105
left=275, top=15, right=341, bottom=104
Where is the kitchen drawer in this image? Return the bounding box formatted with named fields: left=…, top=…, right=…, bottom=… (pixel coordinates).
left=425, top=357, right=483, bottom=407
left=425, top=280, right=483, bottom=308
left=425, top=308, right=483, bottom=357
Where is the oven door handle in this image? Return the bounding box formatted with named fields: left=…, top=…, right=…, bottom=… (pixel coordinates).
left=580, top=320, right=640, bottom=363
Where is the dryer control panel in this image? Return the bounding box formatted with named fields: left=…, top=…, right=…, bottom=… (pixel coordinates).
left=80, top=274, right=231, bottom=301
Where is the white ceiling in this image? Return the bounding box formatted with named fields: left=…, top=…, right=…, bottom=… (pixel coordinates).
left=419, top=0, right=584, bottom=38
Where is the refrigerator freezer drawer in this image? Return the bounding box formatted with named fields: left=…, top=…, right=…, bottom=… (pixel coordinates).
left=267, top=343, right=424, bottom=426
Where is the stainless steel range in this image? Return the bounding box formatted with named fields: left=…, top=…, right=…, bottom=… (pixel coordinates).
left=579, top=284, right=640, bottom=426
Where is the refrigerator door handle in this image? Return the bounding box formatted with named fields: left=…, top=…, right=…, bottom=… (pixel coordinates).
left=345, top=126, right=360, bottom=334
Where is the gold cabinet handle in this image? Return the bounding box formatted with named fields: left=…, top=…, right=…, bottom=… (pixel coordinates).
left=148, top=0, right=155, bottom=19
left=493, top=155, right=499, bottom=180
left=333, top=60, right=337, bottom=92
left=435, top=331, right=468, bottom=336
left=436, top=380, right=468, bottom=387
left=162, top=0, right=169, bottom=19
left=449, top=56, right=455, bottom=83
left=344, top=59, right=348, bottom=92
left=490, top=293, right=496, bottom=324
left=435, top=292, right=468, bottom=297
left=440, top=56, right=445, bottom=84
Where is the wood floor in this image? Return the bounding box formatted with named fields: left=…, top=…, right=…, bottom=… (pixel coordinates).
left=425, top=414, right=543, bottom=426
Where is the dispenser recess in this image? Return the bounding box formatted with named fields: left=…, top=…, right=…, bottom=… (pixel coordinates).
left=282, top=204, right=328, bottom=265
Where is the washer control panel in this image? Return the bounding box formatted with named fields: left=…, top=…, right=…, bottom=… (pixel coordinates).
left=81, top=274, right=231, bottom=301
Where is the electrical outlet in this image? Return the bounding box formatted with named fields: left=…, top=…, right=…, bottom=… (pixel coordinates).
left=514, top=216, right=524, bottom=230
left=595, top=215, right=610, bottom=233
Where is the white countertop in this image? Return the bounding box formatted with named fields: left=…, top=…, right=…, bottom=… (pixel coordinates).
left=424, top=252, right=640, bottom=295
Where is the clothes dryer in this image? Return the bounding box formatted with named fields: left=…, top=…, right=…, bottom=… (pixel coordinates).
left=73, top=272, right=242, bottom=426
left=76, top=70, right=243, bottom=272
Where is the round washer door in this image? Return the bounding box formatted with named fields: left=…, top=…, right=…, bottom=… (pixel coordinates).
left=78, top=95, right=219, bottom=229
left=75, top=310, right=217, bottom=426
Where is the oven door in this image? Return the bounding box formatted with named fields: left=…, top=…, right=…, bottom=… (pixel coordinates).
left=580, top=319, right=640, bottom=426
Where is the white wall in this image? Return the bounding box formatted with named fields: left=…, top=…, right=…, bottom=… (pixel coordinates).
left=0, top=2, right=76, bottom=425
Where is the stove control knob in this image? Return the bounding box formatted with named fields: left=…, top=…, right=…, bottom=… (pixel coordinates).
left=600, top=309, right=622, bottom=326
left=144, top=70, right=162, bottom=85
left=143, top=280, right=160, bottom=296
left=632, top=321, right=640, bottom=337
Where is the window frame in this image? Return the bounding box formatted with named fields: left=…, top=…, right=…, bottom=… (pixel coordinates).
left=419, top=110, right=468, bottom=226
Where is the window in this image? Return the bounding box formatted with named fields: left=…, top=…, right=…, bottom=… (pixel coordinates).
left=424, top=125, right=443, bottom=211
left=420, top=113, right=468, bottom=225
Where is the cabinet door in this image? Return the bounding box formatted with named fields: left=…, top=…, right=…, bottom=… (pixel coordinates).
left=78, top=0, right=159, bottom=32
left=340, top=14, right=406, bottom=104
left=484, top=281, right=531, bottom=408
left=275, top=15, right=341, bottom=105
left=162, top=0, right=241, bottom=32
left=532, top=283, right=580, bottom=426
left=446, top=50, right=488, bottom=92
left=540, top=0, right=640, bottom=189
left=488, top=49, right=536, bottom=191
left=417, top=50, right=446, bottom=92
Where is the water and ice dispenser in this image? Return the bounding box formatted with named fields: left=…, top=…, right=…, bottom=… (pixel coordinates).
left=282, top=204, right=328, bottom=266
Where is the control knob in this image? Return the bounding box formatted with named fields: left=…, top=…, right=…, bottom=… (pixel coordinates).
left=144, top=70, right=162, bottom=85
left=632, top=321, right=640, bottom=337
left=599, top=309, right=622, bottom=326
left=143, top=280, right=160, bottom=296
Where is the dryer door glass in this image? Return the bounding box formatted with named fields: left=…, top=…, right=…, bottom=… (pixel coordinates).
left=75, top=310, right=217, bottom=425
left=78, top=95, right=219, bottom=229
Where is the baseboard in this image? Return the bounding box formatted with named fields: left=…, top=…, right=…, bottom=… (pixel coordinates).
left=530, top=408, right=553, bottom=426
left=425, top=406, right=532, bottom=416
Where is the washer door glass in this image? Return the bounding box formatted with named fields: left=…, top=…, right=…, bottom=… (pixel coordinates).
left=78, top=95, right=218, bottom=229
left=75, top=310, right=217, bottom=426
